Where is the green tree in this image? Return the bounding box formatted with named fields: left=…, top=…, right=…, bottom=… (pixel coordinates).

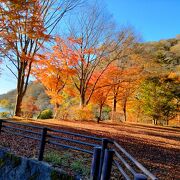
left=138, top=77, right=179, bottom=125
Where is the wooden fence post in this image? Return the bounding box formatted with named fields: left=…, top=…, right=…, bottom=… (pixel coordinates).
left=0, top=120, right=2, bottom=134
left=90, top=147, right=102, bottom=180
left=98, top=138, right=109, bottom=179
left=100, top=149, right=114, bottom=180
left=38, top=127, right=47, bottom=161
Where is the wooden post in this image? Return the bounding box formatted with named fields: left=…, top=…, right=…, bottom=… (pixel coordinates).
left=90, top=147, right=102, bottom=180
left=0, top=120, right=2, bottom=134
left=98, top=138, right=109, bottom=179
left=100, top=149, right=114, bottom=180
left=38, top=127, right=47, bottom=161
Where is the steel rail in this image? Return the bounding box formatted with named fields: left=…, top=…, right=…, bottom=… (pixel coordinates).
left=48, top=128, right=102, bottom=141
left=47, top=134, right=100, bottom=147
left=113, top=160, right=131, bottom=180
left=2, top=129, right=41, bottom=141
left=47, top=140, right=93, bottom=154
left=114, top=141, right=157, bottom=180
left=114, top=150, right=137, bottom=176
left=2, top=120, right=43, bottom=129
left=2, top=125, right=41, bottom=135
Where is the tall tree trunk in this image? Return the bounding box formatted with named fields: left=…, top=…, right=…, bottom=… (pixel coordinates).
left=54, top=103, right=60, bottom=119
left=14, top=94, right=23, bottom=116
left=166, top=118, right=169, bottom=126
left=111, top=96, right=117, bottom=121
left=136, top=105, right=141, bottom=122
left=123, top=99, right=127, bottom=122
left=98, top=105, right=103, bottom=123
left=153, top=118, right=157, bottom=125
left=113, top=97, right=117, bottom=112
left=14, top=61, right=29, bottom=117
left=80, top=92, right=86, bottom=108
left=14, top=70, right=26, bottom=116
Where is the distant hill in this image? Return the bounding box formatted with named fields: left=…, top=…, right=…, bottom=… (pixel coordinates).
left=0, top=81, right=51, bottom=110
left=144, top=37, right=180, bottom=67
left=0, top=90, right=16, bottom=104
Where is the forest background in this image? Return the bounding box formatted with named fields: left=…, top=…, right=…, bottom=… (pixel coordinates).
left=0, top=0, right=179, bottom=126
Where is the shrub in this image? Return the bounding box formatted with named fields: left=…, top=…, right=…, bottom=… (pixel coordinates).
left=44, top=152, right=62, bottom=165
left=94, top=105, right=111, bottom=121
left=72, top=106, right=94, bottom=120
left=21, top=96, right=39, bottom=118
left=0, top=112, right=10, bottom=118
left=45, top=150, right=90, bottom=177
left=70, top=159, right=90, bottom=176
left=56, top=107, right=69, bottom=120
left=44, top=151, right=72, bottom=166
left=37, top=109, right=53, bottom=119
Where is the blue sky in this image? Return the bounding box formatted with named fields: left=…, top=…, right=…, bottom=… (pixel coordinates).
left=105, top=0, right=180, bottom=41
left=0, top=0, right=180, bottom=94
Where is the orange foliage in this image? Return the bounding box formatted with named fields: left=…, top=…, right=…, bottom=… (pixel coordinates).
left=0, top=0, right=50, bottom=60
left=71, top=106, right=94, bottom=120
left=21, top=96, right=39, bottom=118
left=33, top=38, right=78, bottom=111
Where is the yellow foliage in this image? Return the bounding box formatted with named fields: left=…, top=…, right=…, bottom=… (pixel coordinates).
left=71, top=106, right=94, bottom=120
left=168, top=72, right=179, bottom=79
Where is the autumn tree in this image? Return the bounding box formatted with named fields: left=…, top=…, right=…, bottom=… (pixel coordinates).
left=65, top=5, right=136, bottom=108
left=90, top=57, right=142, bottom=122
left=92, top=89, right=111, bottom=123
left=91, top=68, right=113, bottom=122
left=98, top=51, right=144, bottom=121
left=33, top=37, right=78, bottom=118
left=21, top=96, right=39, bottom=118
left=119, top=54, right=145, bottom=121
left=120, top=76, right=142, bottom=122
left=0, top=0, right=83, bottom=116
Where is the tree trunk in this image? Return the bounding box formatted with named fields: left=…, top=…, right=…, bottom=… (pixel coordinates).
left=136, top=105, right=141, bottom=122
left=123, top=99, right=127, bottom=122
left=98, top=105, right=103, bottom=123
left=166, top=118, right=169, bottom=126
left=111, top=96, right=117, bottom=121
left=14, top=62, right=29, bottom=117
left=113, top=97, right=117, bottom=112
left=153, top=118, right=157, bottom=125
left=14, top=93, right=24, bottom=116
left=152, top=118, right=155, bottom=125
left=54, top=103, right=60, bottom=119
left=80, top=93, right=86, bottom=108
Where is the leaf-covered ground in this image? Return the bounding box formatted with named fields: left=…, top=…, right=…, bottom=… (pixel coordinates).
left=0, top=118, right=179, bottom=179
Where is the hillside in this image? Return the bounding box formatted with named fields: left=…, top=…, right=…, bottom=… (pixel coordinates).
left=144, top=37, right=180, bottom=69
left=0, top=81, right=51, bottom=111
